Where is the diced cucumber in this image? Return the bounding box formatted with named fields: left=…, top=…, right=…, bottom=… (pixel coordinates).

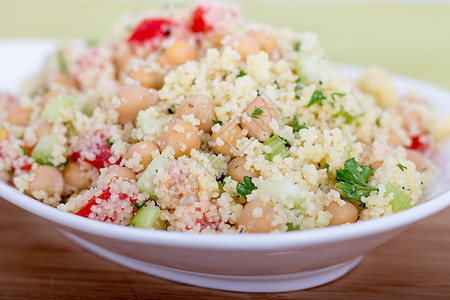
left=260, top=176, right=306, bottom=209
left=263, top=135, right=289, bottom=161
left=294, top=52, right=334, bottom=86
left=136, top=155, right=170, bottom=196
left=43, top=94, right=76, bottom=122
left=286, top=223, right=300, bottom=231
left=385, top=182, right=413, bottom=212
left=129, top=206, right=166, bottom=229
left=31, top=134, right=59, bottom=165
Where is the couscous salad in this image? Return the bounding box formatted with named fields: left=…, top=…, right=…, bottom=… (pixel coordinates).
left=1, top=2, right=449, bottom=233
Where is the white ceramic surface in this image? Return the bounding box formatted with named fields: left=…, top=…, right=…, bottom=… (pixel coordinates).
left=1, top=40, right=450, bottom=293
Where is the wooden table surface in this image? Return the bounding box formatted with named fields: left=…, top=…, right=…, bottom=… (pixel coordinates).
left=1, top=199, right=449, bottom=299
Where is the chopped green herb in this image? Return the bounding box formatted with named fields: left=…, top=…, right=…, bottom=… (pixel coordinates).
left=287, top=223, right=300, bottom=231
left=159, top=47, right=166, bottom=54
left=333, top=108, right=358, bottom=124
left=335, top=158, right=379, bottom=208
left=57, top=162, right=68, bottom=168
left=17, top=136, right=23, bottom=140
left=191, top=78, right=196, bottom=86
left=236, top=176, right=257, bottom=199
left=376, top=117, right=381, bottom=127
left=294, top=41, right=301, bottom=51
left=211, top=119, right=223, bottom=125
left=133, top=202, right=146, bottom=210
left=330, top=92, right=346, bottom=102
left=234, top=165, right=239, bottom=169
left=7, top=168, right=14, bottom=177
left=274, top=80, right=280, bottom=89
left=57, top=50, right=69, bottom=75
left=292, top=116, right=307, bottom=133
left=105, top=139, right=113, bottom=147
left=19, top=145, right=28, bottom=156
left=294, top=78, right=302, bottom=100
left=237, top=70, right=246, bottom=78
left=324, top=163, right=330, bottom=170
left=397, top=163, right=407, bottom=171
left=263, top=135, right=290, bottom=161
left=251, top=107, right=264, bottom=119
left=256, top=89, right=261, bottom=96
left=307, top=90, right=326, bottom=107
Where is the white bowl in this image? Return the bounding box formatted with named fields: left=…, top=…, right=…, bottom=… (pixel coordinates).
left=1, top=40, right=450, bottom=293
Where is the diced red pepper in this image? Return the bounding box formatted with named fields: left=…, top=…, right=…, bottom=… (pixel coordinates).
left=70, top=130, right=120, bottom=169
left=76, top=189, right=111, bottom=219
left=407, top=132, right=431, bottom=154
left=75, top=184, right=138, bottom=223
left=191, top=6, right=212, bottom=33
left=128, top=19, right=173, bottom=44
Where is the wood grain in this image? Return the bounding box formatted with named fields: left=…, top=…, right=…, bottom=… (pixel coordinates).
left=0, top=198, right=449, bottom=299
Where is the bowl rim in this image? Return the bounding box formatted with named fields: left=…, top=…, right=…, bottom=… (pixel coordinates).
left=1, top=65, right=450, bottom=251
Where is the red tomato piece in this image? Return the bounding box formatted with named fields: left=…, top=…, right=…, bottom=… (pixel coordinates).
left=128, top=19, right=173, bottom=44
left=407, top=132, right=431, bottom=154
left=70, top=130, right=120, bottom=169
left=191, top=6, right=212, bottom=33
left=76, top=189, right=111, bottom=219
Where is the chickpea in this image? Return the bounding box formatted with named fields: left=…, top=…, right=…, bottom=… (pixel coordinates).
left=52, top=73, right=78, bottom=90
left=175, top=95, right=216, bottom=133
left=387, top=130, right=405, bottom=147
left=325, top=202, right=359, bottom=226
left=26, top=165, right=64, bottom=197
left=406, top=149, right=425, bottom=172
left=35, top=122, right=53, bottom=141
left=7, top=107, right=32, bottom=126
left=158, top=119, right=201, bottom=158
left=227, top=156, right=259, bottom=183
left=241, top=96, right=277, bottom=141
left=165, top=41, right=197, bottom=66
left=116, top=84, right=158, bottom=125
left=40, top=90, right=60, bottom=108
left=124, top=141, right=159, bottom=169
left=211, top=121, right=245, bottom=158
left=63, top=162, right=94, bottom=190
left=226, top=36, right=260, bottom=62
left=247, top=29, right=277, bottom=57
left=106, top=165, right=136, bottom=181
left=238, top=200, right=282, bottom=233
left=129, top=68, right=165, bottom=90
left=113, top=45, right=132, bottom=72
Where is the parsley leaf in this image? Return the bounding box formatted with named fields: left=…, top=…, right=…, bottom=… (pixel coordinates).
left=335, top=158, right=379, bottom=208
left=292, top=116, right=307, bottom=132
left=307, top=90, right=326, bottom=107
left=294, top=78, right=302, bottom=100
left=211, top=119, right=223, bottom=125
left=274, top=80, right=280, bottom=89
left=294, top=41, right=301, bottom=51
left=236, top=176, right=257, bottom=198
left=251, top=107, right=263, bottom=119
left=7, top=168, right=14, bottom=177
left=332, top=108, right=358, bottom=124
left=133, top=202, right=145, bottom=210
left=105, top=139, right=113, bottom=147
left=237, top=70, right=246, bottom=78
left=330, top=92, right=346, bottom=102
left=397, top=163, right=407, bottom=171
left=19, top=145, right=28, bottom=156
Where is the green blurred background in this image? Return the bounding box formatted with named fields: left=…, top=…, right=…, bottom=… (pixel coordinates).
left=1, top=0, right=449, bottom=89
